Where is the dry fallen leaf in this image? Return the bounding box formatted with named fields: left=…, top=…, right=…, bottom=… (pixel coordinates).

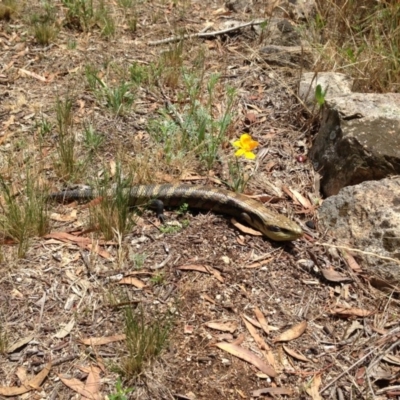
left=177, top=265, right=224, bottom=283
left=118, top=276, right=146, bottom=288
left=19, top=68, right=47, bottom=82
left=15, top=367, right=27, bottom=384
left=290, top=188, right=313, bottom=209
left=242, top=317, right=276, bottom=368
left=383, top=354, right=400, bottom=366
left=109, top=160, right=116, bottom=177
left=206, top=321, right=238, bottom=333
left=242, top=317, right=269, bottom=351
left=6, top=334, right=35, bottom=353
left=243, top=314, right=262, bottom=328
left=216, top=342, right=277, bottom=377
left=369, top=276, right=399, bottom=293
left=231, top=218, right=263, bottom=236
left=331, top=307, right=374, bottom=318
left=83, top=365, right=102, bottom=400
left=59, top=376, right=95, bottom=399
left=50, top=210, right=77, bottom=222
left=321, top=266, right=353, bottom=283
left=45, top=232, right=113, bottom=260
left=253, top=386, right=294, bottom=397
left=254, top=307, right=270, bottom=335
left=80, top=334, right=126, bottom=346
left=305, top=373, right=322, bottom=400
left=273, top=320, right=307, bottom=343
left=53, top=318, right=75, bottom=339
left=0, top=362, right=51, bottom=396
left=282, top=345, right=310, bottom=362
left=265, top=0, right=282, bottom=16
left=341, top=249, right=363, bottom=273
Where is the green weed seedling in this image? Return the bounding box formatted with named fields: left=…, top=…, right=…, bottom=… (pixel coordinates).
left=108, top=378, right=134, bottom=400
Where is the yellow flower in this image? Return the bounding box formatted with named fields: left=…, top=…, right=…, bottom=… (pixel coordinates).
left=232, top=133, right=259, bottom=159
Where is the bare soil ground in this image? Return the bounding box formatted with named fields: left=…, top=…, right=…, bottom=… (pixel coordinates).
left=0, top=1, right=399, bottom=399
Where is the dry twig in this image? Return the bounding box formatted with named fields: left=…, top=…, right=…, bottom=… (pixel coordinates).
left=148, top=19, right=266, bottom=46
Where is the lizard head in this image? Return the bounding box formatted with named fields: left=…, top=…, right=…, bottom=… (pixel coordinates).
left=240, top=211, right=303, bottom=241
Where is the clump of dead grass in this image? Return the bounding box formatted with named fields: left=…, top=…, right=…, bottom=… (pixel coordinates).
left=310, top=0, right=400, bottom=92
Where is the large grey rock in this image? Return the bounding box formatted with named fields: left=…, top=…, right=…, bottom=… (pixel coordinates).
left=318, top=177, right=400, bottom=284
left=309, top=92, right=400, bottom=196
left=299, top=72, right=353, bottom=108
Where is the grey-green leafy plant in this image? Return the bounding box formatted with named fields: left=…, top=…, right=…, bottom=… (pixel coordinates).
left=129, top=251, right=147, bottom=270
left=227, top=158, right=250, bottom=193
left=83, top=123, right=104, bottom=153
left=149, top=71, right=236, bottom=170
left=85, top=66, right=135, bottom=115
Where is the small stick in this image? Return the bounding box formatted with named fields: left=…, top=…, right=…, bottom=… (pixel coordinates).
left=316, top=242, right=400, bottom=266
left=148, top=19, right=266, bottom=46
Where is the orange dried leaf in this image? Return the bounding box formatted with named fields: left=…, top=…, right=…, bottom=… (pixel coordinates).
left=253, top=387, right=294, bottom=397
left=15, top=367, right=27, bottom=384
left=45, top=231, right=90, bottom=245
left=80, top=334, right=126, bottom=346
left=254, top=307, right=270, bottom=335
left=331, top=307, right=374, bottom=318
left=177, top=265, right=209, bottom=273
left=273, top=320, right=307, bottom=343
left=118, top=277, right=146, bottom=288
left=83, top=366, right=101, bottom=400
left=231, top=218, right=262, bottom=236
left=177, top=265, right=224, bottom=282
left=305, top=373, right=322, bottom=400
left=0, top=362, right=52, bottom=396
left=26, top=361, right=52, bottom=390
left=59, top=376, right=94, bottom=398
left=216, top=342, right=277, bottom=377
left=242, top=317, right=269, bottom=351
left=19, top=68, right=47, bottom=82
left=321, top=267, right=353, bottom=283
left=282, top=345, right=310, bottom=362
left=86, top=243, right=113, bottom=260
left=341, top=250, right=363, bottom=273
left=242, top=314, right=262, bottom=329
left=50, top=210, right=77, bottom=222
left=206, top=321, right=238, bottom=333
left=290, top=189, right=312, bottom=209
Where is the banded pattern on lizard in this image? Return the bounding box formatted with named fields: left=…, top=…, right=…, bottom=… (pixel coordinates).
left=49, top=184, right=303, bottom=241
